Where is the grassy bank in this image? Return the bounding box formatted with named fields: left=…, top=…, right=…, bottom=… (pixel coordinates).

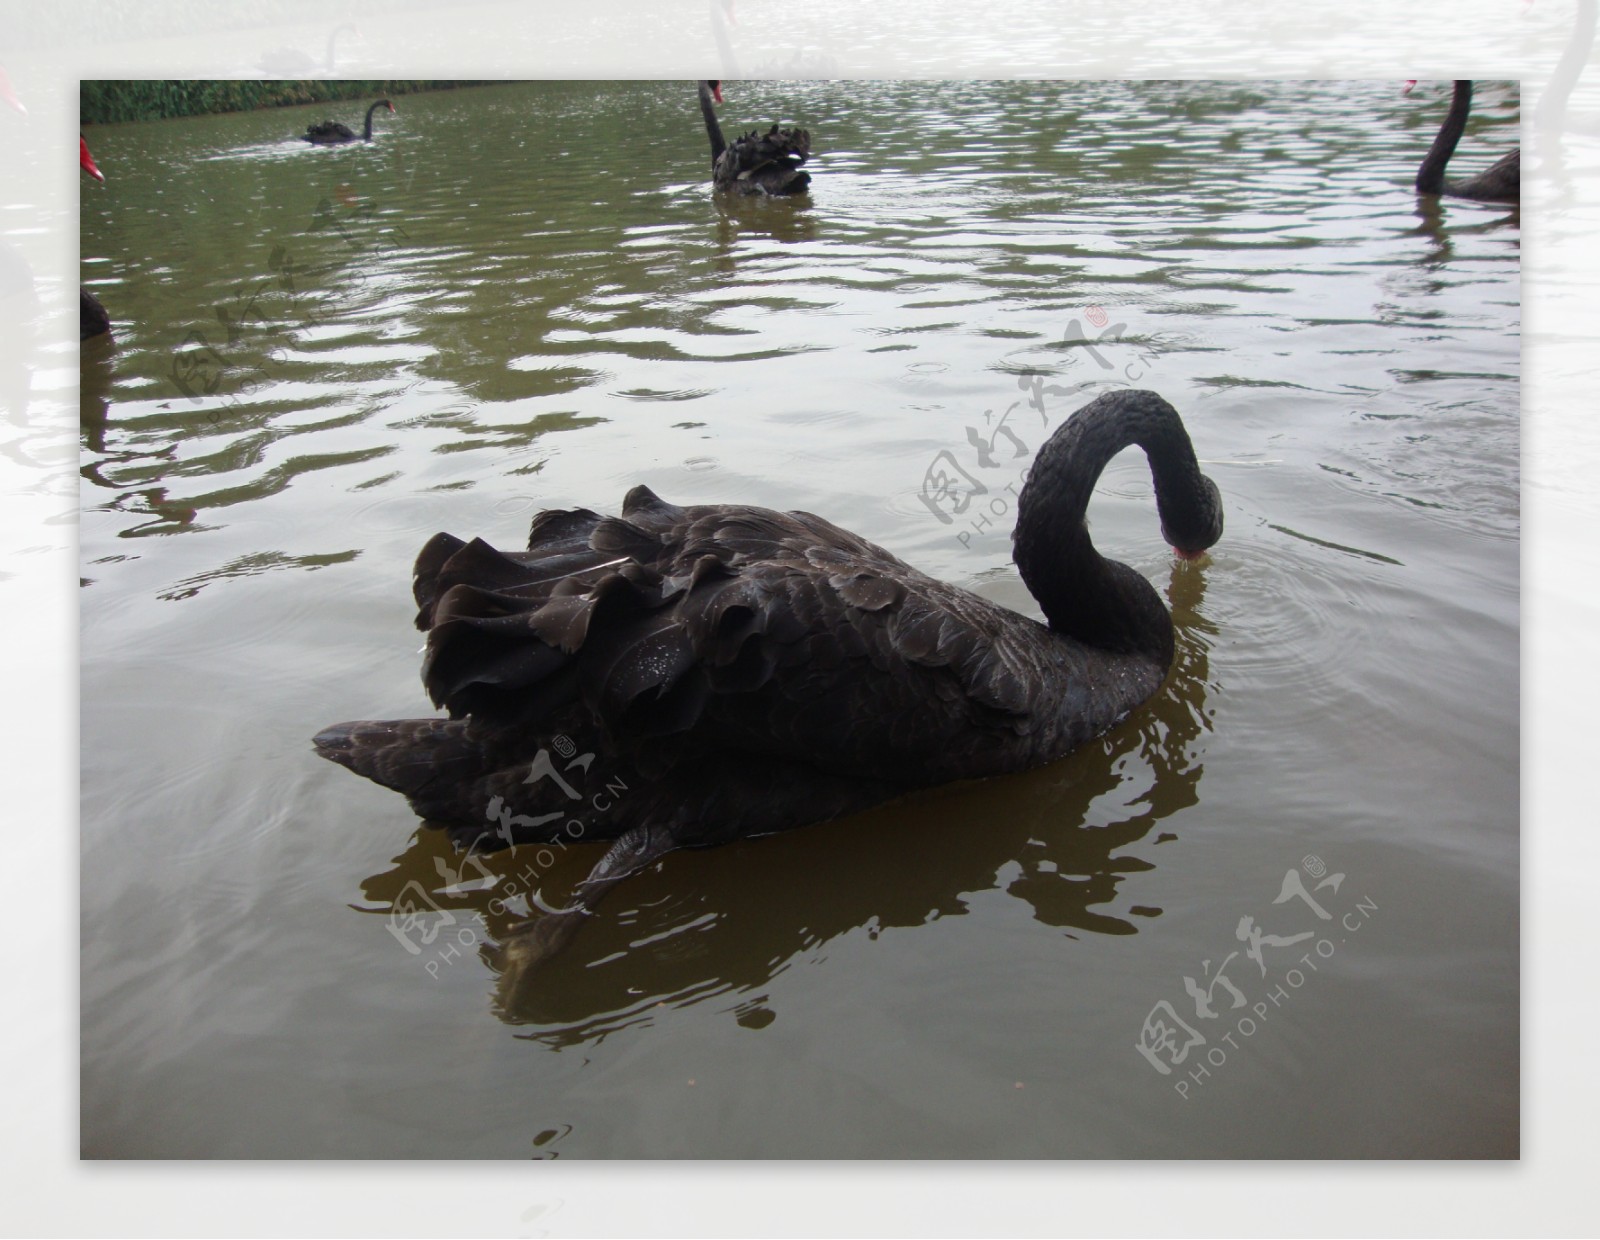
left=80, top=80, right=491, bottom=126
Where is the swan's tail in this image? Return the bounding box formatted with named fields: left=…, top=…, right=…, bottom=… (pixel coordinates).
left=409, top=487, right=722, bottom=747
left=313, top=713, right=625, bottom=851
left=752, top=124, right=810, bottom=166
left=313, top=717, right=491, bottom=814
left=716, top=125, right=813, bottom=196
left=312, top=716, right=554, bottom=844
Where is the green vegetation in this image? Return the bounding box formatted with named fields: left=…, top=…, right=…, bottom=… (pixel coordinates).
left=80, top=80, right=492, bottom=126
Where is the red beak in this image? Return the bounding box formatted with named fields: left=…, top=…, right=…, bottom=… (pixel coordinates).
left=80, top=136, right=104, bottom=183
left=0, top=66, right=24, bottom=115
left=712, top=81, right=724, bottom=105
left=1402, top=79, right=1418, bottom=95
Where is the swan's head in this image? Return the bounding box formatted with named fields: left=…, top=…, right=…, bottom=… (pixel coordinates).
left=1160, top=475, right=1223, bottom=562
left=709, top=80, right=724, bottom=104
left=80, top=136, right=104, bottom=183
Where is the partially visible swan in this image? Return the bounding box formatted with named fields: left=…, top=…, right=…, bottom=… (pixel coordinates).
left=314, top=390, right=1223, bottom=962
left=303, top=98, right=393, bottom=145
left=697, top=79, right=811, bottom=196
left=709, top=0, right=839, bottom=79
left=0, top=66, right=24, bottom=115
left=1408, top=79, right=1520, bottom=203
left=709, top=0, right=740, bottom=78
left=258, top=24, right=358, bottom=76
left=80, top=137, right=110, bottom=341
left=79, top=136, right=102, bottom=182
left=1537, top=0, right=1598, bottom=136
left=80, top=289, right=110, bottom=342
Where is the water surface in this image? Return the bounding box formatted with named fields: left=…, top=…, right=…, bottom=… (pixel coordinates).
left=79, top=79, right=1518, bottom=1158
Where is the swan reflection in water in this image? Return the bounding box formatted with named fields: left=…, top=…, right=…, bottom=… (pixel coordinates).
left=356, top=557, right=1217, bottom=1034
left=712, top=193, right=819, bottom=253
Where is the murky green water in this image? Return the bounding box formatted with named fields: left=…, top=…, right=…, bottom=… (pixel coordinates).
left=79, top=79, right=1518, bottom=1158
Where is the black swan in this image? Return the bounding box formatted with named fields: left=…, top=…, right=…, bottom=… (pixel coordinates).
left=1537, top=0, right=1598, bottom=135
left=79, top=137, right=110, bottom=341
left=314, top=390, right=1222, bottom=961
left=698, top=79, right=811, bottom=196
left=80, top=288, right=110, bottom=342
left=710, top=0, right=741, bottom=78
left=1409, top=79, right=1520, bottom=203
left=258, top=23, right=357, bottom=76
left=302, top=98, right=393, bottom=145
left=710, top=0, right=839, bottom=80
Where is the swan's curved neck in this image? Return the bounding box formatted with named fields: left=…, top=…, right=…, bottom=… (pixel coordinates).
left=1417, top=80, right=1473, bottom=193
left=699, top=81, right=727, bottom=163
left=710, top=0, right=741, bottom=78
left=1539, top=1, right=1596, bottom=128
left=363, top=100, right=388, bottom=141
left=1012, top=390, right=1219, bottom=665
left=323, top=25, right=350, bottom=69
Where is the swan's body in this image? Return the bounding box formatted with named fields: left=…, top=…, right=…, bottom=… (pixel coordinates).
left=316, top=390, right=1221, bottom=961
left=1413, top=79, right=1520, bottom=203
left=303, top=98, right=392, bottom=145
left=698, top=80, right=811, bottom=196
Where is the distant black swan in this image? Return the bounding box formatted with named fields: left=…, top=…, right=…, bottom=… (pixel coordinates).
left=258, top=23, right=357, bottom=76
left=1410, top=79, right=1520, bottom=203
left=698, top=79, right=811, bottom=196
left=315, top=390, right=1222, bottom=959
left=80, top=289, right=110, bottom=341
left=303, top=98, right=393, bottom=145
left=80, top=137, right=110, bottom=341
